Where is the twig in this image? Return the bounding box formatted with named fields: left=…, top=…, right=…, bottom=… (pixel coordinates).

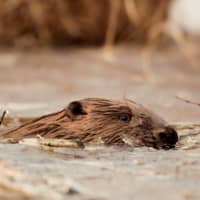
left=172, top=123, right=200, bottom=140
left=0, top=111, right=7, bottom=126
left=19, top=137, right=85, bottom=149
left=176, top=96, right=200, bottom=107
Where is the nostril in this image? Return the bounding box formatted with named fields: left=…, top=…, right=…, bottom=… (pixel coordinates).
left=159, top=126, right=178, bottom=145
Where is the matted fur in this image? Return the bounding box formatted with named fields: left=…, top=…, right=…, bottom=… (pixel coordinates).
left=1, top=98, right=178, bottom=149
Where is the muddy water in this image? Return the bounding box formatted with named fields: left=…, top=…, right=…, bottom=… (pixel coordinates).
left=0, top=47, right=200, bottom=200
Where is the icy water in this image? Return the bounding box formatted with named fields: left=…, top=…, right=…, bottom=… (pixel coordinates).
left=0, top=47, right=200, bottom=200
left=1, top=144, right=200, bottom=200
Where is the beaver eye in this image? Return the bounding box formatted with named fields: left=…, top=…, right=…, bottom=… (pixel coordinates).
left=119, top=114, right=132, bottom=122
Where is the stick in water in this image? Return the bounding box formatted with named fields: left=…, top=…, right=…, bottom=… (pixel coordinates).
left=0, top=111, right=6, bottom=126
left=176, top=96, right=200, bottom=107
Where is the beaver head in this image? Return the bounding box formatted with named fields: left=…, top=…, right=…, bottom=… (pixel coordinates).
left=2, top=98, right=178, bottom=149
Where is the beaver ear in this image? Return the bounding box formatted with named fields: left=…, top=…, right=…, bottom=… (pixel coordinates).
left=66, top=101, right=87, bottom=119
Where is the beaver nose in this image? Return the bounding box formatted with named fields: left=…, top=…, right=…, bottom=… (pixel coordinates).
left=159, top=126, right=178, bottom=147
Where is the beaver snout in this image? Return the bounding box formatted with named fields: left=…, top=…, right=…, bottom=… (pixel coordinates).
left=159, top=126, right=178, bottom=149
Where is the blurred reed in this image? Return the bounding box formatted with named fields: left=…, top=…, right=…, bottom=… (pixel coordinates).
left=0, top=0, right=171, bottom=47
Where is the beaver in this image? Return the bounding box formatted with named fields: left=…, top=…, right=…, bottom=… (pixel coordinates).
left=1, top=98, right=178, bottom=149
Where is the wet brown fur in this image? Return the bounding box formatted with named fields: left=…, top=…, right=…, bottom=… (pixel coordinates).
left=1, top=98, right=174, bottom=148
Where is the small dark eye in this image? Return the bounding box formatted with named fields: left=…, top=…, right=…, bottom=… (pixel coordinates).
left=119, top=114, right=132, bottom=122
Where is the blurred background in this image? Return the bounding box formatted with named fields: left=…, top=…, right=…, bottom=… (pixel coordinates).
left=0, top=0, right=199, bottom=122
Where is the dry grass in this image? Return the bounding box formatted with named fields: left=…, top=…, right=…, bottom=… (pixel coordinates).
left=0, top=0, right=171, bottom=47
